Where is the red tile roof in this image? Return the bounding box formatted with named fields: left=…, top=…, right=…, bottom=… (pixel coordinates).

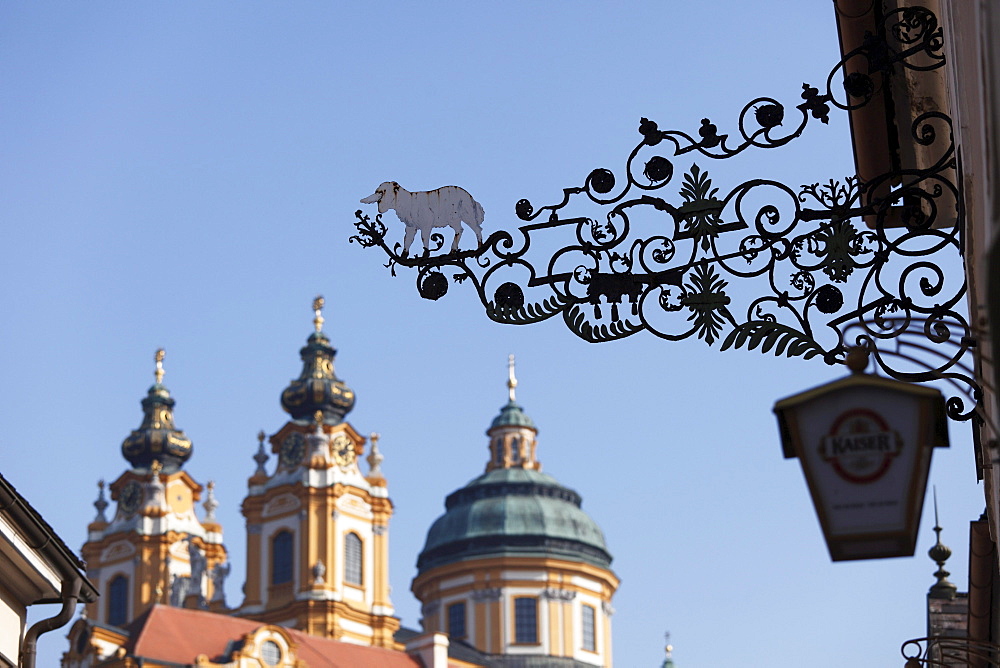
left=126, top=605, right=423, bottom=668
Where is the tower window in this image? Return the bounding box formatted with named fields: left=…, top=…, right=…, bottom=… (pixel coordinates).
left=581, top=604, right=596, bottom=652
left=344, top=532, right=363, bottom=585
left=514, top=597, right=538, bottom=644
left=510, top=436, right=521, bottom=463
left=447, top=601, right=467, bottom=639
left=107, top=575, right=128, bottom=626
left=271, top=530, right=293, bottom=585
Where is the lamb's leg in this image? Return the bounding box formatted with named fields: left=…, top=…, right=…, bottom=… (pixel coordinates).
left=466, top=221, right=483, bottom=247
left=403, top=226, right=417, bottom=257
left=450, top=223, right=463, bottom=252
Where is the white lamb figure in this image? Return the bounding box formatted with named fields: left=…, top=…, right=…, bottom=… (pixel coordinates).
left=360, top=181, right=485, bottom=254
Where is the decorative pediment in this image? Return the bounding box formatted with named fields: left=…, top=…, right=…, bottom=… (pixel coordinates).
left=100, top=540, right=136, bottom=563
left=336, top=493, right=372, bottom=518
left=262, top=493, right=302, bottom=518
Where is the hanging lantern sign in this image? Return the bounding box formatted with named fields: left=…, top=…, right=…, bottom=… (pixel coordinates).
left=773, top=351, right=949, bottom=561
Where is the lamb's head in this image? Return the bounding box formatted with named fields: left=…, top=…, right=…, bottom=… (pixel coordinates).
left=360, top=181, right=399, bottom=213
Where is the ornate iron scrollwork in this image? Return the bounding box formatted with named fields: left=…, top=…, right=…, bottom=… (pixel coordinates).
left=352, top=5, right=979, bottom=421
left=901, top=636, right=1000, bottom=666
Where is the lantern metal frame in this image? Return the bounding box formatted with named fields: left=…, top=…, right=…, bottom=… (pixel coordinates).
left=351, top=4, right=979, bottom=422
left=773, top=367, right=949, bottom=561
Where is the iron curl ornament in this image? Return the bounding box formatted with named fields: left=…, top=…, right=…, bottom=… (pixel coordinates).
left=901, top=636, right=1000, bottom=667
left=351, top=5, right=980, bottom=422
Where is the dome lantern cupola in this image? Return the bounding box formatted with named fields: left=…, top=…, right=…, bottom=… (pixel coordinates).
left=486, top=355, right=539, bottom=471
left=280, top=296, right=356, bottom=423
left=120, top=349, right=193, bottom=473
left=488, top=354, right=536, bottom=432
left=417, top=356, right=612, bottom=573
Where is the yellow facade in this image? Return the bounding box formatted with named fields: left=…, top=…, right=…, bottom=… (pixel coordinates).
left=411, top=356, right=618, bottom=667
left=82, top=457, right=229, bottom=627
left=67, top=310, right=618, bottom=667
left=236, top=301, right=399, bottom=648
left=238, top=422, right=400, bottom=648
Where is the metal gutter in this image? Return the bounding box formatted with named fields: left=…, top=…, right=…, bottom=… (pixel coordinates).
left=0, top=475, right=98, bottom=668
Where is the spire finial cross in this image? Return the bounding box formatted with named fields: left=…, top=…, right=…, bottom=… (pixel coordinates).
left=507, top=354, right=517, bottom=403
left=154, top=348, right=165, bottom=384
left=313, top=295, right=325, bottom=333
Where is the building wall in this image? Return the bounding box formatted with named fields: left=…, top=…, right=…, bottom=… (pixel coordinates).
left=414, top=556, right=618, bottom=667
left=0, top=582, right=24, bottom=667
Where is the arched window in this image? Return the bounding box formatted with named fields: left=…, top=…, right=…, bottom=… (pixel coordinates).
left=510, top=436, right=521, bottom=463
left=107, top=575, right=128, bottom=626
left=271, top=530, right=293, bottom=585
left=344, top=532, right=362, bottom=585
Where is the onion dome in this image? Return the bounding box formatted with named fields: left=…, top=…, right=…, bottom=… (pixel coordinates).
left=280, top=296, right=355, bottom=423
left=417, top=356, right=611, bottom=574
left=121, top=349, right=193, bottom=473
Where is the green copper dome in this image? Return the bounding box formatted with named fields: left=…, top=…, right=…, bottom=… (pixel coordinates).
left=120, top=350, right=192, bottom=473
left=489, top=400, right=536, bottom=431
left=418, top=356, right=611, bottom=574
left=280, top=297, right=355, bottom=424
left=416, top=467, right=612, bottom=573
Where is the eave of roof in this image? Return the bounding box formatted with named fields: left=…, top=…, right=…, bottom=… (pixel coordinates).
left=126, top=605, right=422, bottom=667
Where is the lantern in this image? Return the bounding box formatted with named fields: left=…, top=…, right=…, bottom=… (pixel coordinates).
left=773, top=352, right=949, bottom=561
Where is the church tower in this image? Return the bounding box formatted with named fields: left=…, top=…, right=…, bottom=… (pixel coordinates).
left=412, top=357, right=619, bottom=667
left=79, top=349, right=230, bottom=628
left=238, top=297, right=398, bottom=647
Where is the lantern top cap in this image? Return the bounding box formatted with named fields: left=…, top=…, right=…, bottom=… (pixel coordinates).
left=773, top=371, right=949, bottom=460
left=773, top=370, right=946, bottom=414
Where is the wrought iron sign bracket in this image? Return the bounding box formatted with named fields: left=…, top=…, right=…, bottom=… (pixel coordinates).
left=902, top=636, right=1000, bottom=666
left=352, top=4, right=980, bottom=423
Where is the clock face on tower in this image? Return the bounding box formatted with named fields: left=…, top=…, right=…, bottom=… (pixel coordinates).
left=119, top=480, right=143, bottom=516
left=331, top=434, right=355, bottom=469
left=280, top=432, right=306, bottom=468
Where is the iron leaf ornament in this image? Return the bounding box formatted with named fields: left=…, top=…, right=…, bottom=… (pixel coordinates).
left=351, top=5, right=979, bottom=422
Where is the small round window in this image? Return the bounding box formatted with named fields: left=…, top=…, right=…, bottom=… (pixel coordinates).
left=261, top=640, right=282, bottom=666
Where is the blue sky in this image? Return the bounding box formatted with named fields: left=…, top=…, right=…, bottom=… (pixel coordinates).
left=1, top=3, right=983, bottom=666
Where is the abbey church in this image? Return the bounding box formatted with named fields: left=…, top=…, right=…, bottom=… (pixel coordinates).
left=62, top=298, right=619, bottom=668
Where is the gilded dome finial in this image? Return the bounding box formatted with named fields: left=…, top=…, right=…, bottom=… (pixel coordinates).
left=154, top=348, right=165, bottom=384
left=507, top=354, right=518, bottom=403
left=313, top=295, right=325, bottom=333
